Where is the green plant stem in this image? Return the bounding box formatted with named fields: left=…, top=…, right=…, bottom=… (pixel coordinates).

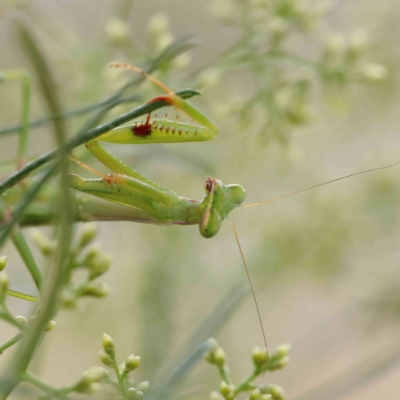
left=0, top=310, right=21, bottom=329
left=113, top=363, right=128, bottom=399
left=234, top=370, right=259, bottom=395
left=0, top=89, right=199, bottom=196
left=0, top=333, right=22, bottom=355
left=23, top=372, right=71, bottom=400
left=0, top=94, right=140, bottom=137
left=11, top=229, right=42, bottom=290
left=0, top=19, right=72, bottom=400
left=6, top=289, right=37, bottom=302
left=218, top=366, right=233, bottom=385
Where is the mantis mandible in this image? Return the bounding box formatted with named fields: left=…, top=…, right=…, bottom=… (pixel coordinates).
left=68, top=63, right=400, bottom=355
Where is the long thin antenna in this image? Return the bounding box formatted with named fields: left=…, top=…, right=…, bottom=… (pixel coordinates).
left=242, top=159, right=400, bottom=208
left=228, top=218, right=268, bottom=357
left=109, top=63, right=175, bottom=96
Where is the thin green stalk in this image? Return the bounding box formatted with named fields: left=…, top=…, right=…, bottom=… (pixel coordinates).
left=0, top=312, right=21, bottom=329
left=5, top=289, right=37, bottom=302
left=0, top=89, right=199, bottom=195
left=11, top=229, right=42, bottom=290
left=218, top=366, right=233, bottom=385
left=113, top=364, right=128, bottom=399
left=0, top=94, right=140, bottom=137
left=0, top=19, right=72, bottom=399
left=233, top=370, right=258, bottom=395
left=0, top=333, right=22, bottom=355
left=23, top=372, right=71, bottom=400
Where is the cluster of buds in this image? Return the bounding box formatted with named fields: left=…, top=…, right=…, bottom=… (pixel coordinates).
left=259, top=385, right=286, bottom=400
left=205, top=340, right=289, bottom=400
left=74, top=367, right=109, bottom=394
left=204, top=338, right=227, bottom=368
left=266, top=344, right=290, bottom=371
left=29, top=225, right=112, bottom=308
left=320, top=31, right=387, bottom=86
left=98, top=333, right=147, bottom=398
left=146, top=13, right=174, bottom=54
left=248, top=388, right=272, bottom=400
left=210, top=0, right=329, bottom=43
left=144, top=12, right=190, bottom=72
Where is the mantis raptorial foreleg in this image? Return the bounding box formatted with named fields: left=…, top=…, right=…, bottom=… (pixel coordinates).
left=69, top=63, right=243, bottom=238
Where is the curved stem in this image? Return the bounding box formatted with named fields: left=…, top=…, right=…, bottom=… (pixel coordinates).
left=23, top=372, right=71, bottom=400
left=0, top=333, right=22, bottom=355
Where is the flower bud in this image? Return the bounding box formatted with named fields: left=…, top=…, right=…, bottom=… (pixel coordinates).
left=124, top=354, right=141, bottom=373
left=15, top=315, right=27, bottom=324
left=102, top=333, right=115, bottom=355
left=82, top=367, right=108, bottom=383
left=0, top=256, right=7, bottom=271
left=264, top=385, right=285, bottom=400
left=359, top=63, right=387, bottom=82
left=82, top=244, right=101, bottom=266
left=274, top=356, right=289, bottom=370
left=220, top=381, right=230, bottom=397
left=30, top=229, right=53, bottom=256
left=127, top=388, right=138, bottom=400
left=99, top=350, right=114, bottom=367
left=210, top=391, right=224, bottom=400
left=135, top=391, right=144, bottom=400
left=136, top=381, right=150, bottom=392
left=81, top=282, right=109, bottom=298
left=252, top=346, right=268, bottom=367
left=207, top=338, right=218, bottom=350
left=214, top=347, right=226, bottom=367
left=78, top=224, right=97, bottom=249
left=45, top=320, right=56, bottom=331
left=105, top=16, right=129, bottom=46
left=250, top=388, right=261, bottom=400
left=347, top=30, right=368, bottom=62
left=209, top=0, right=236, bottom=23
left=89, top=254, right=112, bottom=279
left=261, top=395, right=272, bottom=400
left=274, top=344, right=290, bottom=358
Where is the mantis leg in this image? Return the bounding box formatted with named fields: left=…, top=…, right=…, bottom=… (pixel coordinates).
left=85, top=140, right=163, bottom=190
left=69, top=172, right=181, bottom=222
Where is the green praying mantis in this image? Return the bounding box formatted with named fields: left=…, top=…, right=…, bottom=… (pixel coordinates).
left=2, top=62, right=400, bottom=356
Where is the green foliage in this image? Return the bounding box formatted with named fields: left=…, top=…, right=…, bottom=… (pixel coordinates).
left=0, top=1, right=398, bottom=400
left=205, top=339, right=289, bottom=400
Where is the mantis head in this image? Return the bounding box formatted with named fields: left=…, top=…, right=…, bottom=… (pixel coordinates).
left=199, top=177, right=246, bottom=238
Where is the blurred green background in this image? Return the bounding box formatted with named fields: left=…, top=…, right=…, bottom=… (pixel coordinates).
left=1, top=0, right=400, bottom=399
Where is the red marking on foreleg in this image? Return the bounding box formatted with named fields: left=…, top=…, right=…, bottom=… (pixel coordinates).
left=132, top=113, right=152, bottom=137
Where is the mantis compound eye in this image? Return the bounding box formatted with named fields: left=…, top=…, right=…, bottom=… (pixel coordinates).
left=199, top=208, right=222, bottom=238
left=227, top=184, right=246, bottom=205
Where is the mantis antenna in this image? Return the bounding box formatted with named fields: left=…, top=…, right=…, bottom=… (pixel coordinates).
left=109, top=63, right=175, bottom=96
left=228, top=218, right=268, bottom=373
left=242, top=159, right=400, bottom=208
